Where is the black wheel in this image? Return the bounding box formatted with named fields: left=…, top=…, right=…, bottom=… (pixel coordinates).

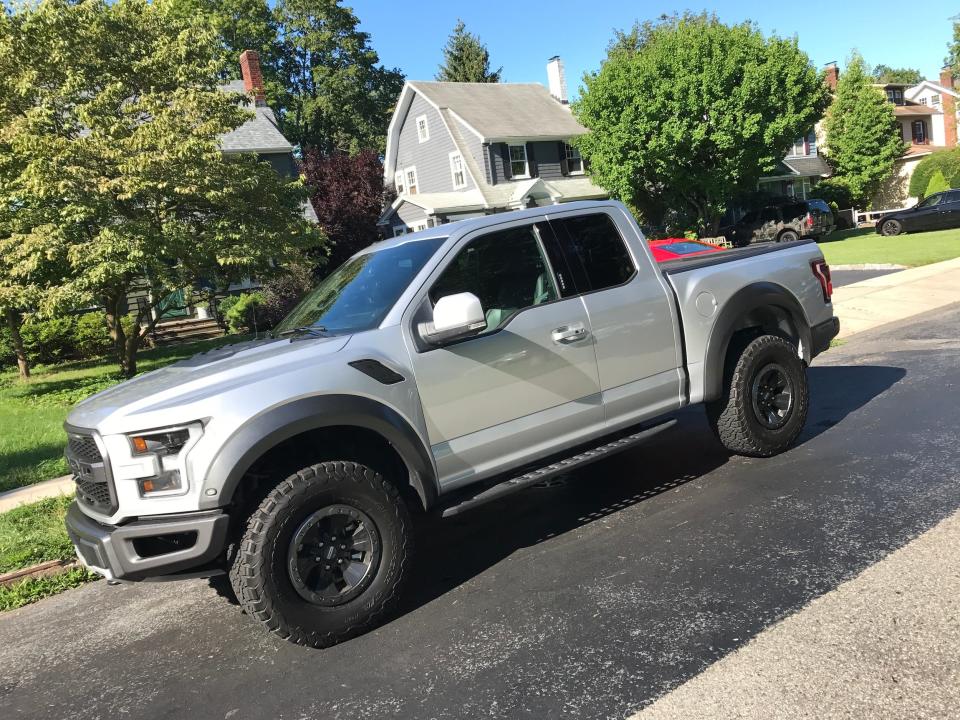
left=778, top=229, right=800, bottom=243
left=229, top=461, right=412, bottom=648
left=707, top=334, right=809, bottom=457
left=880, top=219, right=903, bottom=236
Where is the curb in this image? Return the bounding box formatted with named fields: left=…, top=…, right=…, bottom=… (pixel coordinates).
left=0, top=559, right=77, bottom=588
left=830, top=263, right=906, bottom=271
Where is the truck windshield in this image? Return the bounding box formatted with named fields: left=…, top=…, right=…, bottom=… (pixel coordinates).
left=274, top=237, right=446, bottom=337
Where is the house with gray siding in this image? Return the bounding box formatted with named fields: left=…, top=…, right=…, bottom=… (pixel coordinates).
left=378, top=57, right=607, bottom=236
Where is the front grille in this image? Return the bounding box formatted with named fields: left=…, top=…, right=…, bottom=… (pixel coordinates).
left=68, top=435, right=102, bottom=464
left=66, top=430, right=117, bottom=515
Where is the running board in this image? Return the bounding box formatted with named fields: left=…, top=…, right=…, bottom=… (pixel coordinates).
left=440, top=418, right=677, bottom=518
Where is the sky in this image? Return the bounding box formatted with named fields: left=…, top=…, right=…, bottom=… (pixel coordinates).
left=349, top=0, right=959, bottom=96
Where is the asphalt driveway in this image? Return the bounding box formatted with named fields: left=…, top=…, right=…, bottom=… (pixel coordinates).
left=2, top=305, right=959, bottom=720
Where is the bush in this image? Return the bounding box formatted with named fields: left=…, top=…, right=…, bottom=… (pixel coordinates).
left=0, top=311, right=119, bottom=369
left=908, top=148, right=960, bottom=198
left=258, top=264, right=315, bottom=328
left=222, top=292, right=264, bottom=334
left=812, top=177, right=854, bottom=209
left=925, top=169, right=950, bottom=196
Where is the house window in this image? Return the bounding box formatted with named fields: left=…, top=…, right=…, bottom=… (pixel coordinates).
left=564, top=143, right=584, bottom=174
left=393, top=225, right=407, bottom=237
left=886, top=88, right=904, bottom=105
left=405, top=167, right=418, bottom=195
left=789, top=131, right=817, bottom=157
left=449, top=152, right=467, bottom=189
left=919, top=97, right=927, bottom=106
left=411, top=221, right=429, bottom=232
left=415, top=115, right=429, bottom=143
left=912, top=120, right=928, bottom=144
left=394, top=170, right=405, bottom=194
left=508, top=144, right=529, bottom=178
left=933, top=93, right=942, bottom=108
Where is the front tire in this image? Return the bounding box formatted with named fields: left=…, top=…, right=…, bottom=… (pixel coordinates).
left=880, top=219, right=903, bottom=236
left=707, top=334, right=809, bottom=457
left=229, top=461, right=412, bottom=648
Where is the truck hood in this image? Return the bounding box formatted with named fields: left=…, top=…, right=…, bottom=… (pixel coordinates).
left=66, top=334, right=351, bottom=431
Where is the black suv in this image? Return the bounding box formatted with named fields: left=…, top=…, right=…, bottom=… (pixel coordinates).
left=725, top=198, right=835, bottom=247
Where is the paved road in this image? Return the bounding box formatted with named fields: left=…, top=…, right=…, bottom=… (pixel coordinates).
left=832, top=268, right=901, bottom=287
left=3, top=305, right=960, bottom=720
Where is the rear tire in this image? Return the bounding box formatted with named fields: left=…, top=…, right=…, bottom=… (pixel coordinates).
left=880, top=219, right=903, bottom=236
left=229, top=461, right=412, bottom=648
left=778, top=229, right=800, bottom=243
left=707, top=334, right=809, bottom=457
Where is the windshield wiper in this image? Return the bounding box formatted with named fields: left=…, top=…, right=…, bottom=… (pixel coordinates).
left=275, top=325, right=328, bottom=338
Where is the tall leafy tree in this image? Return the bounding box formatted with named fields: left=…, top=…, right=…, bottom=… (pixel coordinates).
left=573, top=13, right=830, bottom=231
left=947, top=20, right=960, bottom=78
left=824, top=53, right=905, bottom=208
left=436, top=19, right=502, bottom=83
left=302, top=149, right=384, bottom=273
left=0, top=0, right=323, bottom=377
left=274, top=0, right=404, bottom=154
left=872, top=65, right=923, bottom=85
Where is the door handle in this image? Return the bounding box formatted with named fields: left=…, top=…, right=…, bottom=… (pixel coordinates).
left=552, top=324, right=588, bottom=344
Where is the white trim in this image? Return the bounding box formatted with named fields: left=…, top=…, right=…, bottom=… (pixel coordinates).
left=508, top=143, right=530, bottom=179
left=404, top=166, right=419, bottom=195
left=415, top=114, right=430, bottom=143
left=905, top=79, right=960, bottom=101
left=383, top=82, right=415, bottom=183
left=394, top=170, right=405, bottom=194
left=449, top=151, right=467, bottom=189
left=563, top=142, right=584, bottom=175
left=411, top=220, right=429, bottom=232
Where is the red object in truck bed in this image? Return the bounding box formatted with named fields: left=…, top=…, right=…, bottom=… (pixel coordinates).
left=649, top=238, right=725, bottom=263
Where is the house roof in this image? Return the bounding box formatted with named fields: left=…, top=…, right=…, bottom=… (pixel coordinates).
left=407, top=82, right=587, bottom=143
left=766, top=155, right=831, bottom=179
left=905, top=79, right=960, bottom=100
left=894, top=105, right=939, bottom=117
left=218, top=80, right=293, bottom=154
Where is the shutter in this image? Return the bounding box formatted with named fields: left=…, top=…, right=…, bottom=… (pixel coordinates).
left=526, top=142, right=538, bottom=178
left=499, top=143, right=512, bottom=180
left=559, top=141, right=569, bottom=175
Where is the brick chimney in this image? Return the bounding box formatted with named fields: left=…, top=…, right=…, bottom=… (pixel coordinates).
left=547, top=56, right=568, bottom=104
left=941, top=66, right=958, bottom=147
left=239, top=50, right=266, bottom=107
left=824, top=61, right=839, bottom=92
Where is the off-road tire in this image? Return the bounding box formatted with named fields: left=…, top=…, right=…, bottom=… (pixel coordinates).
left=229, top=461, right=412, bottom=648
left=778, top=229, right=800, bottom=243
left=707, top=334, right=809, bottom=457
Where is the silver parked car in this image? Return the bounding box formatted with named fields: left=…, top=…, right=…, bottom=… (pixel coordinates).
left=64, top=200, right=839, bottom=647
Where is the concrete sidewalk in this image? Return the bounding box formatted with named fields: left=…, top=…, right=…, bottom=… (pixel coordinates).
left=831, top=256, right=960, bottom=338
left=631, top=505, right=960, bottom=719
left=0, top=475, right=73, bottom=513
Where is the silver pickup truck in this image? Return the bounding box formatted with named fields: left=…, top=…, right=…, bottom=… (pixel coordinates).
left=64, top=200, right=838, bottom=648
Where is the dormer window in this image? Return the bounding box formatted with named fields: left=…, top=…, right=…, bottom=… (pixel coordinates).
left=564, top=143, right=584, bottom=174
left=508, top=144, right=529, bottom=178
left=886, top=88, right=904, bottom=105
left=449, top=152, right=467, bottom=189
left=416, top=114, right=429, bottom=143
left=394, top=170, right=405, bottom=194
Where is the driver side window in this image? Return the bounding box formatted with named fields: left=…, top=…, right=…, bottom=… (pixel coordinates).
left=919, top=193, right=944, bottom=208
left=429, top=224, right=559, bottom=334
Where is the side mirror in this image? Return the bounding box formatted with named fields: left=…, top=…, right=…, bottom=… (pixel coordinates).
left=419, top=292, right=487, bottom=345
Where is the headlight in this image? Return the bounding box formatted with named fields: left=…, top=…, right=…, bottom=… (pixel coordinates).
left=126, top=425, right=199, bottom=497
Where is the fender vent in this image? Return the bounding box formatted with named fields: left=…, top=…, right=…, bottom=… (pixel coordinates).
left=348, top=359, right=405, bottom=385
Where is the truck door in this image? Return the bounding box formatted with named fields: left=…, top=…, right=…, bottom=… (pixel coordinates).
left=405, top=217, right=604, bottom=488
left=547, top=211, right=683, bottom=431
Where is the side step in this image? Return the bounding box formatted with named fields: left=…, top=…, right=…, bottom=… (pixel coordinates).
left=440, top=418, right=677, bottom=518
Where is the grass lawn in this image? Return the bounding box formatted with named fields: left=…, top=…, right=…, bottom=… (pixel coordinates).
left=817, top=226, right=960, bottom=267
left=0, top=334, right=249, bottom=493
left=0, top=495, right=97, bottom=611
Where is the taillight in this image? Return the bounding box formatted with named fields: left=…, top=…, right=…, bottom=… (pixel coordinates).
left=806, top=213, right=814, bottom=228
left=811, top=259, right=832, bottom=302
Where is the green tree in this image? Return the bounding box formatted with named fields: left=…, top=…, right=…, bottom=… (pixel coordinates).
left=573, top=13, right=830, bottom=231
left=908, top=148, right=960, bottom=197
left=273, top=0, right=404, bottom=154
left=823, top=53, right=905, bottom=207
left=925, top=168, right=950, bottom=196
left=947, top=20, right=960, bottom=77
left=872, top=65, right=923, bottom=85
left=0, top=0, right=323, bottom=377
left=436, top=19, right=502, bottom=83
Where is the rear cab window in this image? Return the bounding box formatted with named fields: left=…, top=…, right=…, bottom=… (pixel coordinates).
left=549, top=213, right=636, bottom=293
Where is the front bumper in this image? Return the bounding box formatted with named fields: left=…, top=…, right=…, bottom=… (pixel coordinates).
left=65, top=502, right=229, bottom=581
left=811, top=316, right=841, bottom=358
